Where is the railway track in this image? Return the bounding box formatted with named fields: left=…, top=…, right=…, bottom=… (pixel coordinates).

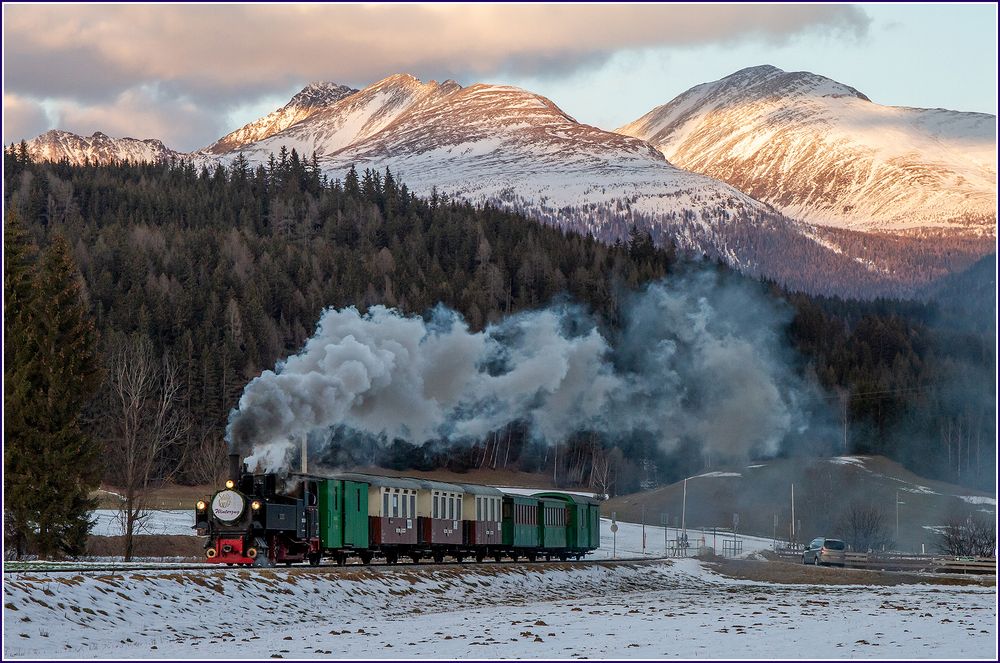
left=3, top=555, right=666, bottom=575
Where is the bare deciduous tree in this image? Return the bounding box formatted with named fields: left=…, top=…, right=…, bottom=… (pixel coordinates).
left=104, top=334, right=189, bottom=560
left=938, top=514, right=997, bottom=557
left=588, top=440, right=616, bottom=499
left=837, top=502, right=893, bottom=552
left=184, top=424, right=229, bottom=487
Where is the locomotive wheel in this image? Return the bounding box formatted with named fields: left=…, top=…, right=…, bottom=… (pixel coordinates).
left=308, top=552, right=321, bottom=567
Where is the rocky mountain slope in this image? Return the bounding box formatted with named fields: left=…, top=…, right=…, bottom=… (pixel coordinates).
left=202, top=81, right=357, bottom=154
left=617, top=65, right=997, bottom=237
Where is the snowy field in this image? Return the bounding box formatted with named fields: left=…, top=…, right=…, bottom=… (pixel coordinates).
left=4, top=557, right=995, bottom=659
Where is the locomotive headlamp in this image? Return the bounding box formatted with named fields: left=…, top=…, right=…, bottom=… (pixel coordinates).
left=225, top=480, right=235, bottom=489
left=251, top=500, right=261, bottom=511
left=196, top=500, right=207, bottom=511
left=206, top=548, right=217, bottom=559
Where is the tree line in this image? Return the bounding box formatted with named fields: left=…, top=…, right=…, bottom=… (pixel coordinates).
left=3, top=143, right=994, bottom=558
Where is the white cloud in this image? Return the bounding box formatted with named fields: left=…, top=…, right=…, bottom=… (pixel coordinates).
left=2, top=4, right=871, bottom=149
left=3, top=94, right=52, bottom=145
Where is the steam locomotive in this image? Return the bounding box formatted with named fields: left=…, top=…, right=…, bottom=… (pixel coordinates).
left=194, top=454, right=601, bottom=567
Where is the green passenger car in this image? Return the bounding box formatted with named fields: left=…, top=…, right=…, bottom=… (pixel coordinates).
left=502, top=495, right=539, bottom=548
left=538, top=498, right=568, bottom=549
left=318, top=479, right=369, bottom=549
left=532, top=492, right=602, bottom=553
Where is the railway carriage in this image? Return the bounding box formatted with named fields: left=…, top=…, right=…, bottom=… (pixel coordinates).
left=330, top=472, right=419, bottom=564
left=533, top=492, right=601, bottom=559
left=538, top=497, right=568, bottom=552
left=459, top=483, right=504, bottom=561
left=417, top=480, right=465, bottom=556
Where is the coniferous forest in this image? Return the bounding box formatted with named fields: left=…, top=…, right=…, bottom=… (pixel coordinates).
left=3, top=143, right=995, bottom=556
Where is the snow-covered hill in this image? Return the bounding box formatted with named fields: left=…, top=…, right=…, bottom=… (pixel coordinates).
left=617, top=65, right=997, bottom=236
left=313, top=78, right=776, bottom=235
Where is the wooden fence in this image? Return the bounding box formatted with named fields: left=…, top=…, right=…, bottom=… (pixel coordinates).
left=773, top=548, right=996, bottom=574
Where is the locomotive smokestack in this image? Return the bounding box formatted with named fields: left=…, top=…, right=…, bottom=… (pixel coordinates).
left=228, top=452, right=241, bottom=483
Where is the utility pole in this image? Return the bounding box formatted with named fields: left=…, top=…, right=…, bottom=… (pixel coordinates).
left=301, top=437, right=308, bottom=474
left=681, top=478, right=688, bottom=546
left=895, top=490, right=905, bottom=550
left=641, top=504, right=646, bottom=555
left=790, top=483, right=796, bottom=545
left=661, top=513, right=668, bottom=554
left=843, top=394, right=849, bottom=454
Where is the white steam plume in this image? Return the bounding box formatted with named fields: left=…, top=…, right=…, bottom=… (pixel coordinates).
left=228, top=272, right=827, bottom=471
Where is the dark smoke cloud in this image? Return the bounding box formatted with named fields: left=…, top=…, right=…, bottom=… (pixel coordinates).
left=228, top=272, right=835, bottom=472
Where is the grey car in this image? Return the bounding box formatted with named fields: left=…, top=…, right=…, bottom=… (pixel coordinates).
left=802, top=537, right=847, bottom=566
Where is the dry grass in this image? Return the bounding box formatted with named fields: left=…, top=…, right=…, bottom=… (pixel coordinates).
left=85, top=535, right=204, bottom=560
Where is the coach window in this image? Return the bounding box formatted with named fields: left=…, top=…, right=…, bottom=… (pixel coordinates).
left=410, top=494, right=416, bottom=517
left=383, top=491, right=389, bottom=516
left=392, top=493, right=399, bottom=517
left=433, top=495, right=439, bottom=519
left=457, top=497, right=462, bottom=518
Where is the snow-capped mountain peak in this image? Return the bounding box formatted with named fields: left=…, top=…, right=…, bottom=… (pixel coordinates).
left=617, top=65, right=995, bottom=235
left=24, top=129, right=181, bottom=166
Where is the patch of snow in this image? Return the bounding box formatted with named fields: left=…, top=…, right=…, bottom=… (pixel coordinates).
left=956, top=495, right=997, bottom=506
left=90, top=510, right=197, bottom=537
left=826, top=456, right=867, bottom=466
left=900, top=485, right=939, bottom=495
left=693, top=471, right=742, bottom=478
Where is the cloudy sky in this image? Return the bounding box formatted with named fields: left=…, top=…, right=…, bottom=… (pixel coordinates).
left=3, top=3, right=996, bottom=151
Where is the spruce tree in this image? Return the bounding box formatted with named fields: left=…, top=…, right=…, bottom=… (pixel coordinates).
left=7, top=234, right=102, bottom=558
left=3, top=211, right=39, bottom=557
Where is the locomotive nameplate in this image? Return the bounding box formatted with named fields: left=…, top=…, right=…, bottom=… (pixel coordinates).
left=211, top=490, right=245, bottom=522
